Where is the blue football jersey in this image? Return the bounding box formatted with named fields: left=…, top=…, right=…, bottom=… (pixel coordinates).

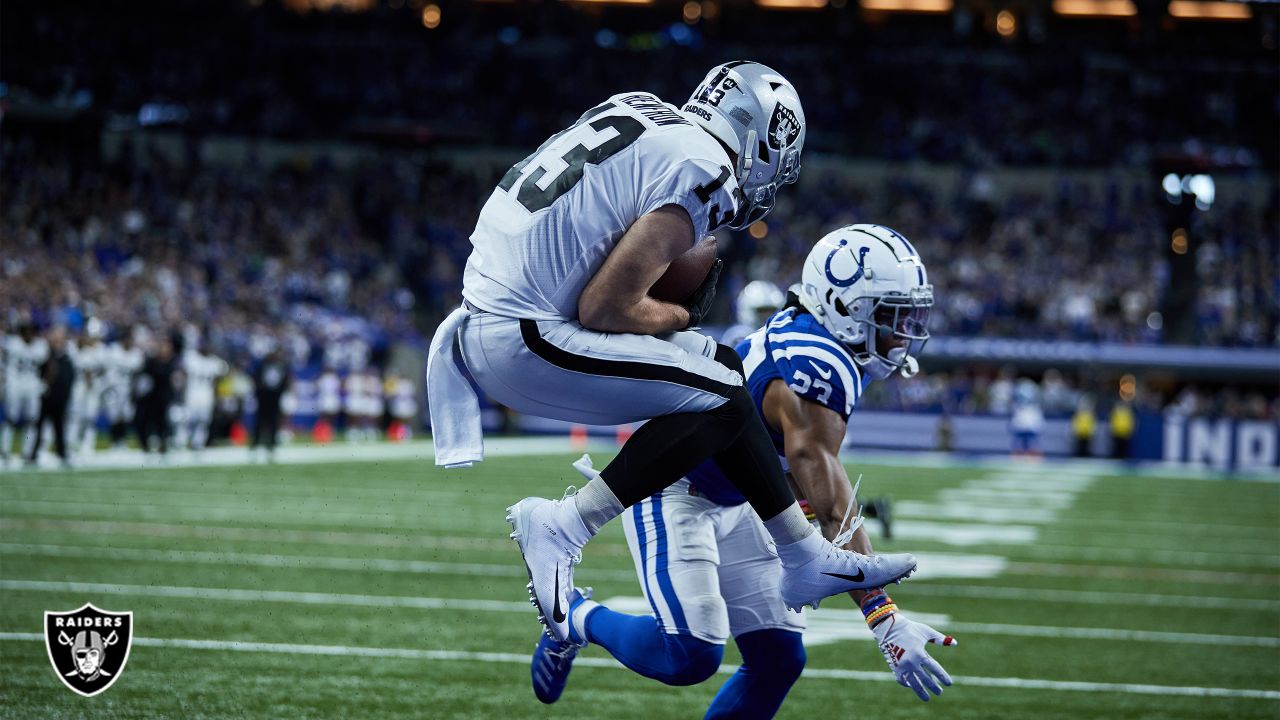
left=685, top=307, right=870, bottom=506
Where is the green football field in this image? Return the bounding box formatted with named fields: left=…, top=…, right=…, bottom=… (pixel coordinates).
left=1, top=442, right=1277, bottom=719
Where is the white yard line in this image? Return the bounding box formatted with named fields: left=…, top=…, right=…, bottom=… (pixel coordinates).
left=0, top=543, right=640, bottom=583
left=900, top=582, right=1280, bottom=611
left=5, top=543, right=1272, bottom=610
left=3, top=579, right=1275, bottom=648
left=0, top=632, right=1275, bottom=700
left=6, top=437, right=1276, bottom=482
left=2, top=437, right=614, bottom=473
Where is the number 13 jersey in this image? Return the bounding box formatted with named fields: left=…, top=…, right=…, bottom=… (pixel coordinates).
left=463, top=92, right=742, bottom=321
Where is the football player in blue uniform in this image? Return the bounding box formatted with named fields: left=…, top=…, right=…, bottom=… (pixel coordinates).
left=531, top=225, right=956, bottom=715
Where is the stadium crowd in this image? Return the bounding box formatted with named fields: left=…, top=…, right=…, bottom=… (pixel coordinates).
left=5, top=1, right=1275, bottom=170
left=5, top=137, right=1276, bottom=355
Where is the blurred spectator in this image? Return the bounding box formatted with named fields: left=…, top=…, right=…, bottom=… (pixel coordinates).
left=1110, top=400, right=1136, bottom=460
left=135, top=335, right=177, bottom=454
left=251, top=349, right=291, bottom=462
left=1071, top=395, right=1096, bottom=458
left=29, top=327, right=74, bottom=467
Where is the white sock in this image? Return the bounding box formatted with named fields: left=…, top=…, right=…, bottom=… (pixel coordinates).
left=570, top=598, right=600, bottom=644
left=573, top=477, right=623, bottom=535
left=763, top=503, right=816, bottom=546
left=1, top=425, right=12, bottom=457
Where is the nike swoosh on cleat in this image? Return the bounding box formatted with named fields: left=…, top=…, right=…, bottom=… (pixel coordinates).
left=552, top=567, right=567, bottom=623
left=821, top=569, right=865, bottom=583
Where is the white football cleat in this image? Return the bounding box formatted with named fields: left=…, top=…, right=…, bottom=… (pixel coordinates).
left=776, top=531, right=917, bottom=611
left=506, top=491, right=591, bottom=641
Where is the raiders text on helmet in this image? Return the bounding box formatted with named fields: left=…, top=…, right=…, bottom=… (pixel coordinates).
left=681, top=61, right=805, bottom=230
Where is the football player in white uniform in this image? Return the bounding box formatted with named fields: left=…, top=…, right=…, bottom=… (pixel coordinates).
left=2, top=323, right=49, bottom=464
left=68, top=321, right=110, bottom=458
left=532, top=226, right=956, bottom=714
left=177, top=340, right=229, bottom=452
left=103, top=329, right=145, bottom=450
left=428, top=62, right=917, bottom=642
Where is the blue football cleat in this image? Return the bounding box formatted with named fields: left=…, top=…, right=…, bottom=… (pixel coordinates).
left=531, top=587, right=593, bottom=704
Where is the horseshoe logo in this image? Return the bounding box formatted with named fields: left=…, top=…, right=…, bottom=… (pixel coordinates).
left=824, top=240, right=871, bottom=288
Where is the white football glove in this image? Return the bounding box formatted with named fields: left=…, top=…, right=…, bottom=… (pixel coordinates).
left=871, top=613, right=957, bottom=702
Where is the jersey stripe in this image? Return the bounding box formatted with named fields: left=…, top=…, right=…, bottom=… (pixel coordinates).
left=766, top=331, right=861, bottom=389
left=650, top=494, right=689, bottom=633
left=767, top=345, right=859, bottom=415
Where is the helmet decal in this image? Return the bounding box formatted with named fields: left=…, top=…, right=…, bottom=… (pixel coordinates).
left=767, top=104, right=801, bottom=151
left=824, top=240, right=871, bottom=288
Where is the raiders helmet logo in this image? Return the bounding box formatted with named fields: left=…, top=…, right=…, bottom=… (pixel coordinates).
left=767, top=104, right=801, bottom=152
left=45, top=603, right=133, bottom=697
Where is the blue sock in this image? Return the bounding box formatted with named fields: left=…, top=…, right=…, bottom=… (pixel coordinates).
left=584, top=606, right=723, bottom=686
left=705, top=629, right=806, bottom=720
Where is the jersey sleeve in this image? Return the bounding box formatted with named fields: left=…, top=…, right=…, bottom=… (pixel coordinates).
left=764, top=332, right=859, bottom=420
left=636, top=137, right=741, bottom=242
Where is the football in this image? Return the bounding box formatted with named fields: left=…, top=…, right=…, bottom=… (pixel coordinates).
left=649, top=235, right=718, bottom=303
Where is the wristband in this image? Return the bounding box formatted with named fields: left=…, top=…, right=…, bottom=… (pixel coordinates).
left=860, top=589, right=897, bottom=628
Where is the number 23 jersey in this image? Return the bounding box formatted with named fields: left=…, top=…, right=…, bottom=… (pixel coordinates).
left=685, top=306, right=871, bottom=506
left=463, top=92, right=741, bottom=321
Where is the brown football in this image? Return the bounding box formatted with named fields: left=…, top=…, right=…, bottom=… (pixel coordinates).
left=649, top=235, right=718, bottom=303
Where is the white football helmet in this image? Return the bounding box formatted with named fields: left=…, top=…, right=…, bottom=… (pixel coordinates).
left=798, top=224, right=933, bottom=380
left=736, top=280, right=785, bottom=327
left=681, top=61, right=805, bottom=229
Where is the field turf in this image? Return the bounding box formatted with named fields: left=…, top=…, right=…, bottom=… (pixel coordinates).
left=1, top=442, right=1277, bottom=719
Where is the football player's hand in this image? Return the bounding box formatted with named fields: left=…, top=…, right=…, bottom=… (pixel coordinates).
left=871, top=613, right=956, bottom=702
left=683, top=257, right=723, bottom=329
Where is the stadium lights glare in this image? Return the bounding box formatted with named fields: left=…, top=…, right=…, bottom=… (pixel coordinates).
left=859, top=0, right=953, bottom=12
left=1052, top=0, right=1137, bottom=15
left=754, top=0, right=828, bottom=8
left=1168, top=0, right=1252, bottom=19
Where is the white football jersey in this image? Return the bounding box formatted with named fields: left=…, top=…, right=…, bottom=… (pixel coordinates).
left=107, top=343, right=145, bottom=390
left=72, top=341, right=109, bottom=389
left=463, top=91, right=742, bottom=320
left=184, top=350, right=228, bottom=409
left=4, top=335, right=49, bottom=390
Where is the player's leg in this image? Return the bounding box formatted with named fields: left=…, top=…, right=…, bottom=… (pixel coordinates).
left=0, top=392, right=17, bottom=461
left=78, top=390, right=100, bottom=456
left=530, top=481, right=727, bottom=703
left=705, top=630, right=805, bottom=720
left=191, top=406, right=210, bottom=451
left=705, top=505, right=807, bottom=720
left=27, top=397, right=49, bottom=463
left=583, top=483, right=727, bottom=684
left=20, top=390, right=40, bottom=460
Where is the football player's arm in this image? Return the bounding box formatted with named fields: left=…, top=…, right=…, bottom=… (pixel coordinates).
left=577, top=205, right=693, bottom=334
left=764, top=379, right=956, bottom=701
left=761, top=379, right=876, bottom=606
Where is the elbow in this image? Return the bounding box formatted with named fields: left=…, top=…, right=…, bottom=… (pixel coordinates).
left=577, top=294, right=610, bottom=331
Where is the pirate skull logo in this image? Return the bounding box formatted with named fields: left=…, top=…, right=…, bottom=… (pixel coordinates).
left=767, top=104, right=801, bottom=152
left=45, top=603, right=133, bottom=697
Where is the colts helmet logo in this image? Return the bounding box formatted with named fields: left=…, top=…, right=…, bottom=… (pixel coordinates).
left=824, top=240, right=872, bottom=288
left=767, top=104, right=800, bottom=151
left=44, top=603, right=133, bottom=697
